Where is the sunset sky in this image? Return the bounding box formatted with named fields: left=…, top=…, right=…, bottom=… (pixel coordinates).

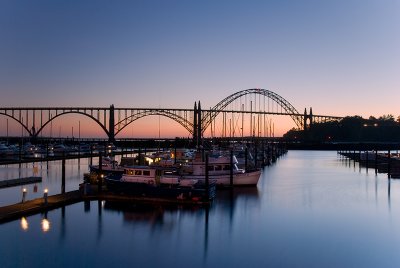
left=1, top=0, right=399, bottom=138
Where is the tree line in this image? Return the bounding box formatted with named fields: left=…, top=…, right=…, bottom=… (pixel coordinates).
left=283, top=115, right=400, bottom=142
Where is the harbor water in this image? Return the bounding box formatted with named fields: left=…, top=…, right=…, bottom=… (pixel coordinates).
left=1, top=151, right=400, bottom=267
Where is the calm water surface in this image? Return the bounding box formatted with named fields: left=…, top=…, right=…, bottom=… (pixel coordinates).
left=1, top=151, right=400, bottom=268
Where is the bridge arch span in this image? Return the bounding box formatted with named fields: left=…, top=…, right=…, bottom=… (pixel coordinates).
left=115, top=110, right=193, bottom=137
left=202, top=88, right=303, bottom=132
left=35, top=111, right=109, bottom=138
left=0, top=112, right=32, bottom=135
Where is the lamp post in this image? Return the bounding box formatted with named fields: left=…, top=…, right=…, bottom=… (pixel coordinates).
left=43, top=188, right=48, bottom=205
left=21, top=188, right=27, bottom=203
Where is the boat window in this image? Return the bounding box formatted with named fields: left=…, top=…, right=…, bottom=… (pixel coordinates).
left=215, top=165, right=222, bottom=171
left=143, top=170, right=150, bottom=176
left=135, top=170, right=142, bottom=175
left=126, top=170, right=134, bottom=175
left=207, top=165, right=213, bottom=171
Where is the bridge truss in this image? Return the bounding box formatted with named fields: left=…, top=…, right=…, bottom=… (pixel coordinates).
left=0, top=89, right=343, bottom=141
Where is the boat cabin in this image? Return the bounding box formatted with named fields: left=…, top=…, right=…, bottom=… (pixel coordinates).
left=122, top=166, right=157, bottom=184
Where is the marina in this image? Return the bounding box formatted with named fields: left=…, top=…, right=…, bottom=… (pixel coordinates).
left=0, top=142, right=285, bottom=222
left=2, top=151, right=400, bottom=267
left=2, top=1, right=399, bottom=267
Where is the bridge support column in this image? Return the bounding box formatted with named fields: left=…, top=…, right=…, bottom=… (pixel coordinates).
left=303, top=107, right=313, bottom=131
left=108, top=104, right=115, bottom=143
left=193, top=102, right=197, bottom=146
left=197, top=101, right=202, bottom=147
left=192, top=101, right=202, bottom=148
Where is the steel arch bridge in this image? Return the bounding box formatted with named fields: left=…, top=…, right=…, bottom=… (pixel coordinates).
left=202, top=88, right=303, bottom=132
left=0, top=88, right=343, bottom=141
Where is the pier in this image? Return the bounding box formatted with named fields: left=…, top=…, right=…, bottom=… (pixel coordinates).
left=338, top=149, right=400, bottom=178
left=0, top=176, right=42, bottom=188
left=0, top=187, right=216, bottom=224
left=0, top=139, right=287, bottom=223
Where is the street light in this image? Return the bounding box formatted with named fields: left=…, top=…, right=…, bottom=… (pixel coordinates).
left=43, top=188, right=48, bottom=205
left=21, top=188, right=27, bottom=203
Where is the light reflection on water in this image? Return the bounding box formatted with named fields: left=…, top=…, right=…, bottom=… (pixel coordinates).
left=1, top=151, right=400, bottom=268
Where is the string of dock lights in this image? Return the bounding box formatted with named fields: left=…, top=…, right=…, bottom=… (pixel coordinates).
left=20, top=188, right=51, bottom=232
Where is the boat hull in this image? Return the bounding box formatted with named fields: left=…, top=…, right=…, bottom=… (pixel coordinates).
left=182, top=170, right=262, bottom=187
left=105, top=177, right=216, bottom=202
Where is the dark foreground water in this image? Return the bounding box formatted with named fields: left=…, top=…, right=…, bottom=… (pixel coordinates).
left=1, top=151, right=400, bottom=268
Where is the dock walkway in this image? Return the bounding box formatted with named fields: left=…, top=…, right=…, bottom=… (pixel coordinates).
left=0, top=187, right=211, bottom=224
left=0, top=176, right=42, bottom=189
left=0, top=190, right=83, bottom=223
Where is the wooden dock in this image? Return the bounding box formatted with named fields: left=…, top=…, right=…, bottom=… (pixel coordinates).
left=0, top=187, right=212, bottom=224
left=0, top=176, right=42, bottom=189
left=0, top=190, right=83, bottom=223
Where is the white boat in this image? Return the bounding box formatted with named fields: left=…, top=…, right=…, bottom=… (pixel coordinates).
left=105, top=165, right=216, bottom=201
left=181, top=152, right=261, bottom=187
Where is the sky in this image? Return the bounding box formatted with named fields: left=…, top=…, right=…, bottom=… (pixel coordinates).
left=1, top=0, right=399, bottom=138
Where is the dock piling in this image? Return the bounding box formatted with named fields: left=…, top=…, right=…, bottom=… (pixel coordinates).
left=98, top=153, right=103, bottom=192
left=205, top=152, right=209, bottom=200
left=230, top=150, right=233, bottom=187
left=388, top=150, right=391, bottom=179
left=61, top=156, right=66, bottom=194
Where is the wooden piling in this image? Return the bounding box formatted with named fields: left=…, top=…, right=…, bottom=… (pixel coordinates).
left=61, top=156, right=66, bottom=194
left=262, top=142, right=266, bottom=167
left=174, top=140, right=177, bottom=165
left=205, top=152, right=209, bottom=200
left=245, top=147, right=248, bottom=171
left=388, top=150, right=391, bottom=179
left=98, top=153, right=103, bottom=192
left=138, top=147, right=142, bottom=165
left=230, top=150, right=233, bottom=187
left=90, top=147, right=93, bottom=166
left=254, top=145, right=258, bottom=168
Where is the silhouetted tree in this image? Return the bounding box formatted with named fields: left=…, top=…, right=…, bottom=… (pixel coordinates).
left=283, top=115, right=400, bottom=142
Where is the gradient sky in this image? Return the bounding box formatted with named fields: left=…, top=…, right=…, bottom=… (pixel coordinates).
left=1, top=0, right=399, bottom=137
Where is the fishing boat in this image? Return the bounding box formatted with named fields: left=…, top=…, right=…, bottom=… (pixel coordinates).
left=180, top=152, right=262, bottom=187
left=105, top=165, right=216, bottom=202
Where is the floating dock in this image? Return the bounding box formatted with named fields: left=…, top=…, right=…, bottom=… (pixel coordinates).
left=0, top=176, right=42, bottom=189
left=0, top=187, right=212, bottom=224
